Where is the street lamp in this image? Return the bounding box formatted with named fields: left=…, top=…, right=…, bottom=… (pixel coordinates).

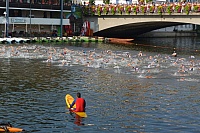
left=30, top=1, right=32, bottom=37
left=60, top=0, right=63, bottom=38
left=3, top=12, right=7, bottom=38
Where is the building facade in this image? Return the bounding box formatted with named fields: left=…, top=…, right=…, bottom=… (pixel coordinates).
left=0, top=0, right=71, bottom=37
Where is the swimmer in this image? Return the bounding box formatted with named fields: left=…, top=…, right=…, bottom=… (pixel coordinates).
left=178, top=64, right=185, bottom=72
left=190, top=55, right=195, bottom=59
left=60, top=52, right=65, bottom=57
left=172, top=51, right=177, bottom=57
left=46, top=54, right=53, bottom=62
left=138, top=51, right=143, bottom=57
left=62, top=60, right=67, bottom=66
left=189, top=65, right=194, bottom=71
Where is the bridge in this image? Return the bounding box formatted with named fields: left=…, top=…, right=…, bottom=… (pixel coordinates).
left=85, top=12, right=200, bottom=38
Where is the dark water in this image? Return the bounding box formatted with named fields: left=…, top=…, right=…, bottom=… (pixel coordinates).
left=0, top=37, right=200, bottom=133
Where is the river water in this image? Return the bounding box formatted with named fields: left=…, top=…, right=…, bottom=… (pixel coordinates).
left=0, top=37, right=200, bottom=132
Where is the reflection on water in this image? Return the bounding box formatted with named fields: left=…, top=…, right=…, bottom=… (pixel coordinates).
left=0, top=37, right=200, bottom=132
left=134, top=37, right=200, bottom=55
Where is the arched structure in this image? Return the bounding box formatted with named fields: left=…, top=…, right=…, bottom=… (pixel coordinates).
left=85, top=14, right=200, bottom=38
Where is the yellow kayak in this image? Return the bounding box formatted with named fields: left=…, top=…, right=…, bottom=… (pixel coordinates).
left=65, top=94, right=87, bottom=118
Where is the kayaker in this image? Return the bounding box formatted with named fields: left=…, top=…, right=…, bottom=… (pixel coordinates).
left=70, top=92, right=86, bottom=112
left=0, top=122, right=12, bottom=127
left=0, top=122, right=12, bottom=132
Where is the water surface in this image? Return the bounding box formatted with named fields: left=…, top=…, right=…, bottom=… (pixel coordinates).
left=0, top=37, right=200, bottom=132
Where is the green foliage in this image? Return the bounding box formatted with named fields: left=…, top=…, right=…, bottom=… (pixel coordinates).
left=89, top=0, right=95, bottom=5
left=132, top=6, right=138, bottom=15
left=184, top=4, right=191, bottom=15
left=149, top=6, right=155, bottom=13
left=103, top=6, right=109, bottom=15
left=83, top=6, right=89, bottom=15
left=125, top=5, right=131, bottom=15
left=118, top=5, right=124, bottom=15
left=167, top=5, right=173, bottom=15
left=91, top=6, right=96, bottom=16
left=157, top=6, right=163, bottom=15
left=146, top=0, right=153, bottom=3
left=175, top=5, right=181, bottom=13
left=141, top=5, right=146, bottom=14
left=103, top=0, right=110, bottom=4
left=193, top=5, right=200, bottom=12
left=82, top=4, right=200, bottom=16
left=111, top=6, right=116, bottom=15
left=97, top=6, right=103, bottom=16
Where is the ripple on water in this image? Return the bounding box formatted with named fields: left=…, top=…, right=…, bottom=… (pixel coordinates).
left=0, top=42, right=200, bottom=132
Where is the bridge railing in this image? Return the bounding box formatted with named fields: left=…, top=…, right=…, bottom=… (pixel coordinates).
left=82, top=3, right=200, bottom=16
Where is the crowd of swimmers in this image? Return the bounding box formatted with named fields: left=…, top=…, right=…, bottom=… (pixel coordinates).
left=0, top=45, right=199, bottom=81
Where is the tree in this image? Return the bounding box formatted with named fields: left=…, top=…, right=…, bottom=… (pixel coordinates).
left=103, top=0, right=110, bottom=4
left=89, top=0, right=95, bottom=5
left=138, top=0, right=153, bottom=4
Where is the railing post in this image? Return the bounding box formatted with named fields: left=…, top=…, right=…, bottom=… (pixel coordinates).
left=6, top=0, right=9, bottom=37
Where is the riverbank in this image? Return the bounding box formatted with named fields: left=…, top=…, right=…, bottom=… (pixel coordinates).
left=2, top=32, right=197, bottom=45
left=0, top=36, right=106, bottom=44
